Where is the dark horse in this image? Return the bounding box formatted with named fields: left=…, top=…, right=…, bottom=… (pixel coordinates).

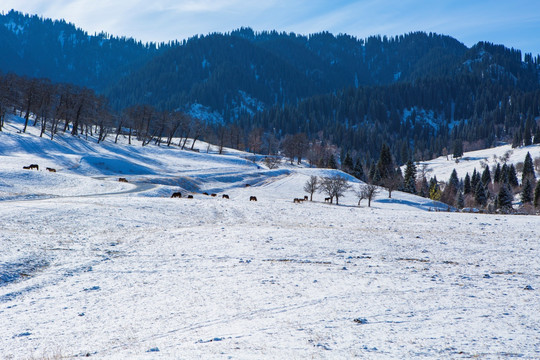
left=171, top=192, right=182, bottom=198
left=250, top=196, right=257, bottom=201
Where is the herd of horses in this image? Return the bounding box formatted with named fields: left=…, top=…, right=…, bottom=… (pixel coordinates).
left=169, top=182, right=260, bottom=201
left=23, top=164, right=56, bottom=172
left=21, top=166, right=313, bottom=204
left=170, top=192, right=313, bottom=204
left=170, top=191, right=247, bottom=200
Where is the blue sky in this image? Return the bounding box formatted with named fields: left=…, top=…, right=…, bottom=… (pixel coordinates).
left=2, top=0, right=540, bottom=55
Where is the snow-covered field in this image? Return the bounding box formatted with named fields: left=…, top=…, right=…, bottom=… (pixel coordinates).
left=1, top=116, right=539, bottom=359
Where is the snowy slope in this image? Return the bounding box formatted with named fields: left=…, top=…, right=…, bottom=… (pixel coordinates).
left=417, top=144, right=540, bottom=184
left=1, top=116, right=539, bottom=359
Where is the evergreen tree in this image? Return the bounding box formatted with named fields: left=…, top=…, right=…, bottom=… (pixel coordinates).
left=419, top=176, right=429, bottom=198
left=429, top=177, right=441, bottom=201
left=400, top=143, right=409, bottom=165
left=508, top=164, right=519, bottom=187
left=512, top=131, right=522, bottom=148
left=522, top=152, right=536, bottom=183
left=368, top=163, right=376, bottom=181
left=534, top=128, right=540, bottom=144
left=448, top=169, right=459, bottom=193
left=500, top=163, right=509, bottom=184
left=429, top=176, right=438, bottom=190
left=481, top=167, right=491, bottom=185
left=523, top=121, right=532, bottom=146
left=464, top=173, right=472, bottom=194
left=534, top=180, right=540, bottom=208
left=343, top=151, right=354, bottom=173
left=474, top=181, right=487, bottom=207
left=497, top=183, right=513, bottom=210
left=353, top=158, right=365, bottom=181
left=493, top=163, right=501, bottom=183
left=372, top=167, right=382, bottom=185
left=456, top=191, right=464, bottom=209
left=471, top=168, right=479, bottom=189
left=376, top=143, right=393, bottom=180
left=403, top=160, right=417, bottom=194
left=453, top=139, right=463, bottom=158
left=328, top=154, right=337, bottom=169
left=521, top=178, right=533, bottom=204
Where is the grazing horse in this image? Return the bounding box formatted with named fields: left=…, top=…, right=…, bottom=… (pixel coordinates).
left=324, top=197, right=331, bottom=202
left=46, top=167, right=56, bottom=172
left=118, top=178, right=128, bottom=183
left=222, top=194, right=229, bottom=199
left=293, top=198, right=301, bottom=203
left=211, top=193, right=217, bottom=197
left=250, top=196, right=257, bottom=201
left=171, top=192, right=182, bottom=198
left=187, top=195, right=194, bottom=199
left=23, top=166, right=31, bottom=170
left=29, top=164, right=39, bottom=170
left=202, top=192, right=209, bottom=196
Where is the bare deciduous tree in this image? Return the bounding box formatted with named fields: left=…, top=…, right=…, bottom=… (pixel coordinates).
left=357, top=184, right=379, bottom=207
left=293, top=133, right=308, bottom=164
left=247, top=128, right=263, bottom=154
left=303, top=175, right=319, bottom=201
left=281, top=134, right=296, bottom=164
left=21, top=77, right=40, bottom=133
left=189, top=118, right=205, bottom=151
left=319, top=174, right=351, bottom=205
left=381, top=172, right=402, bottom=199
left=261, top=131, right=279, bottom=155
left=264, top=156, right=282, bottom=169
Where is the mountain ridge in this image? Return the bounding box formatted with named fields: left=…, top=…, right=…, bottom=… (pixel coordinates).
left=2, top=10, right=540, bottom=165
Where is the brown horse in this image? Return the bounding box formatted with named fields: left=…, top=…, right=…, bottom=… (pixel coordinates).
left=211, top=193, right=217, bottom=197
left=46, top=167, right=56, bottom=172
left=222, top=194, right=229, bottom=199
left=187, top=195, right=194, bottom=199
left=250, top=196, right=257, bottom=201
left=171, top=192, right=182, bottom=198
left=29, top=164, right=39, bottom=170
left=118, top=178, right=128, bottom=183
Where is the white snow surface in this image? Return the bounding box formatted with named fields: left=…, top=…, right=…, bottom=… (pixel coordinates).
left=1, top=116, right=539, bottom=359
left=417, top=144, right=540, bottom=185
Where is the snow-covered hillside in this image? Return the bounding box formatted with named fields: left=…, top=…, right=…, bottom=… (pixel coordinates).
left=417, top=144, right=540, bottom=185
left=1, top=116, right=539, bottom=359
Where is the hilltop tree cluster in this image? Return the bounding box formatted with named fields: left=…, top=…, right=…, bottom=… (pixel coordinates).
left=368, top=150, right=539, bottom=213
